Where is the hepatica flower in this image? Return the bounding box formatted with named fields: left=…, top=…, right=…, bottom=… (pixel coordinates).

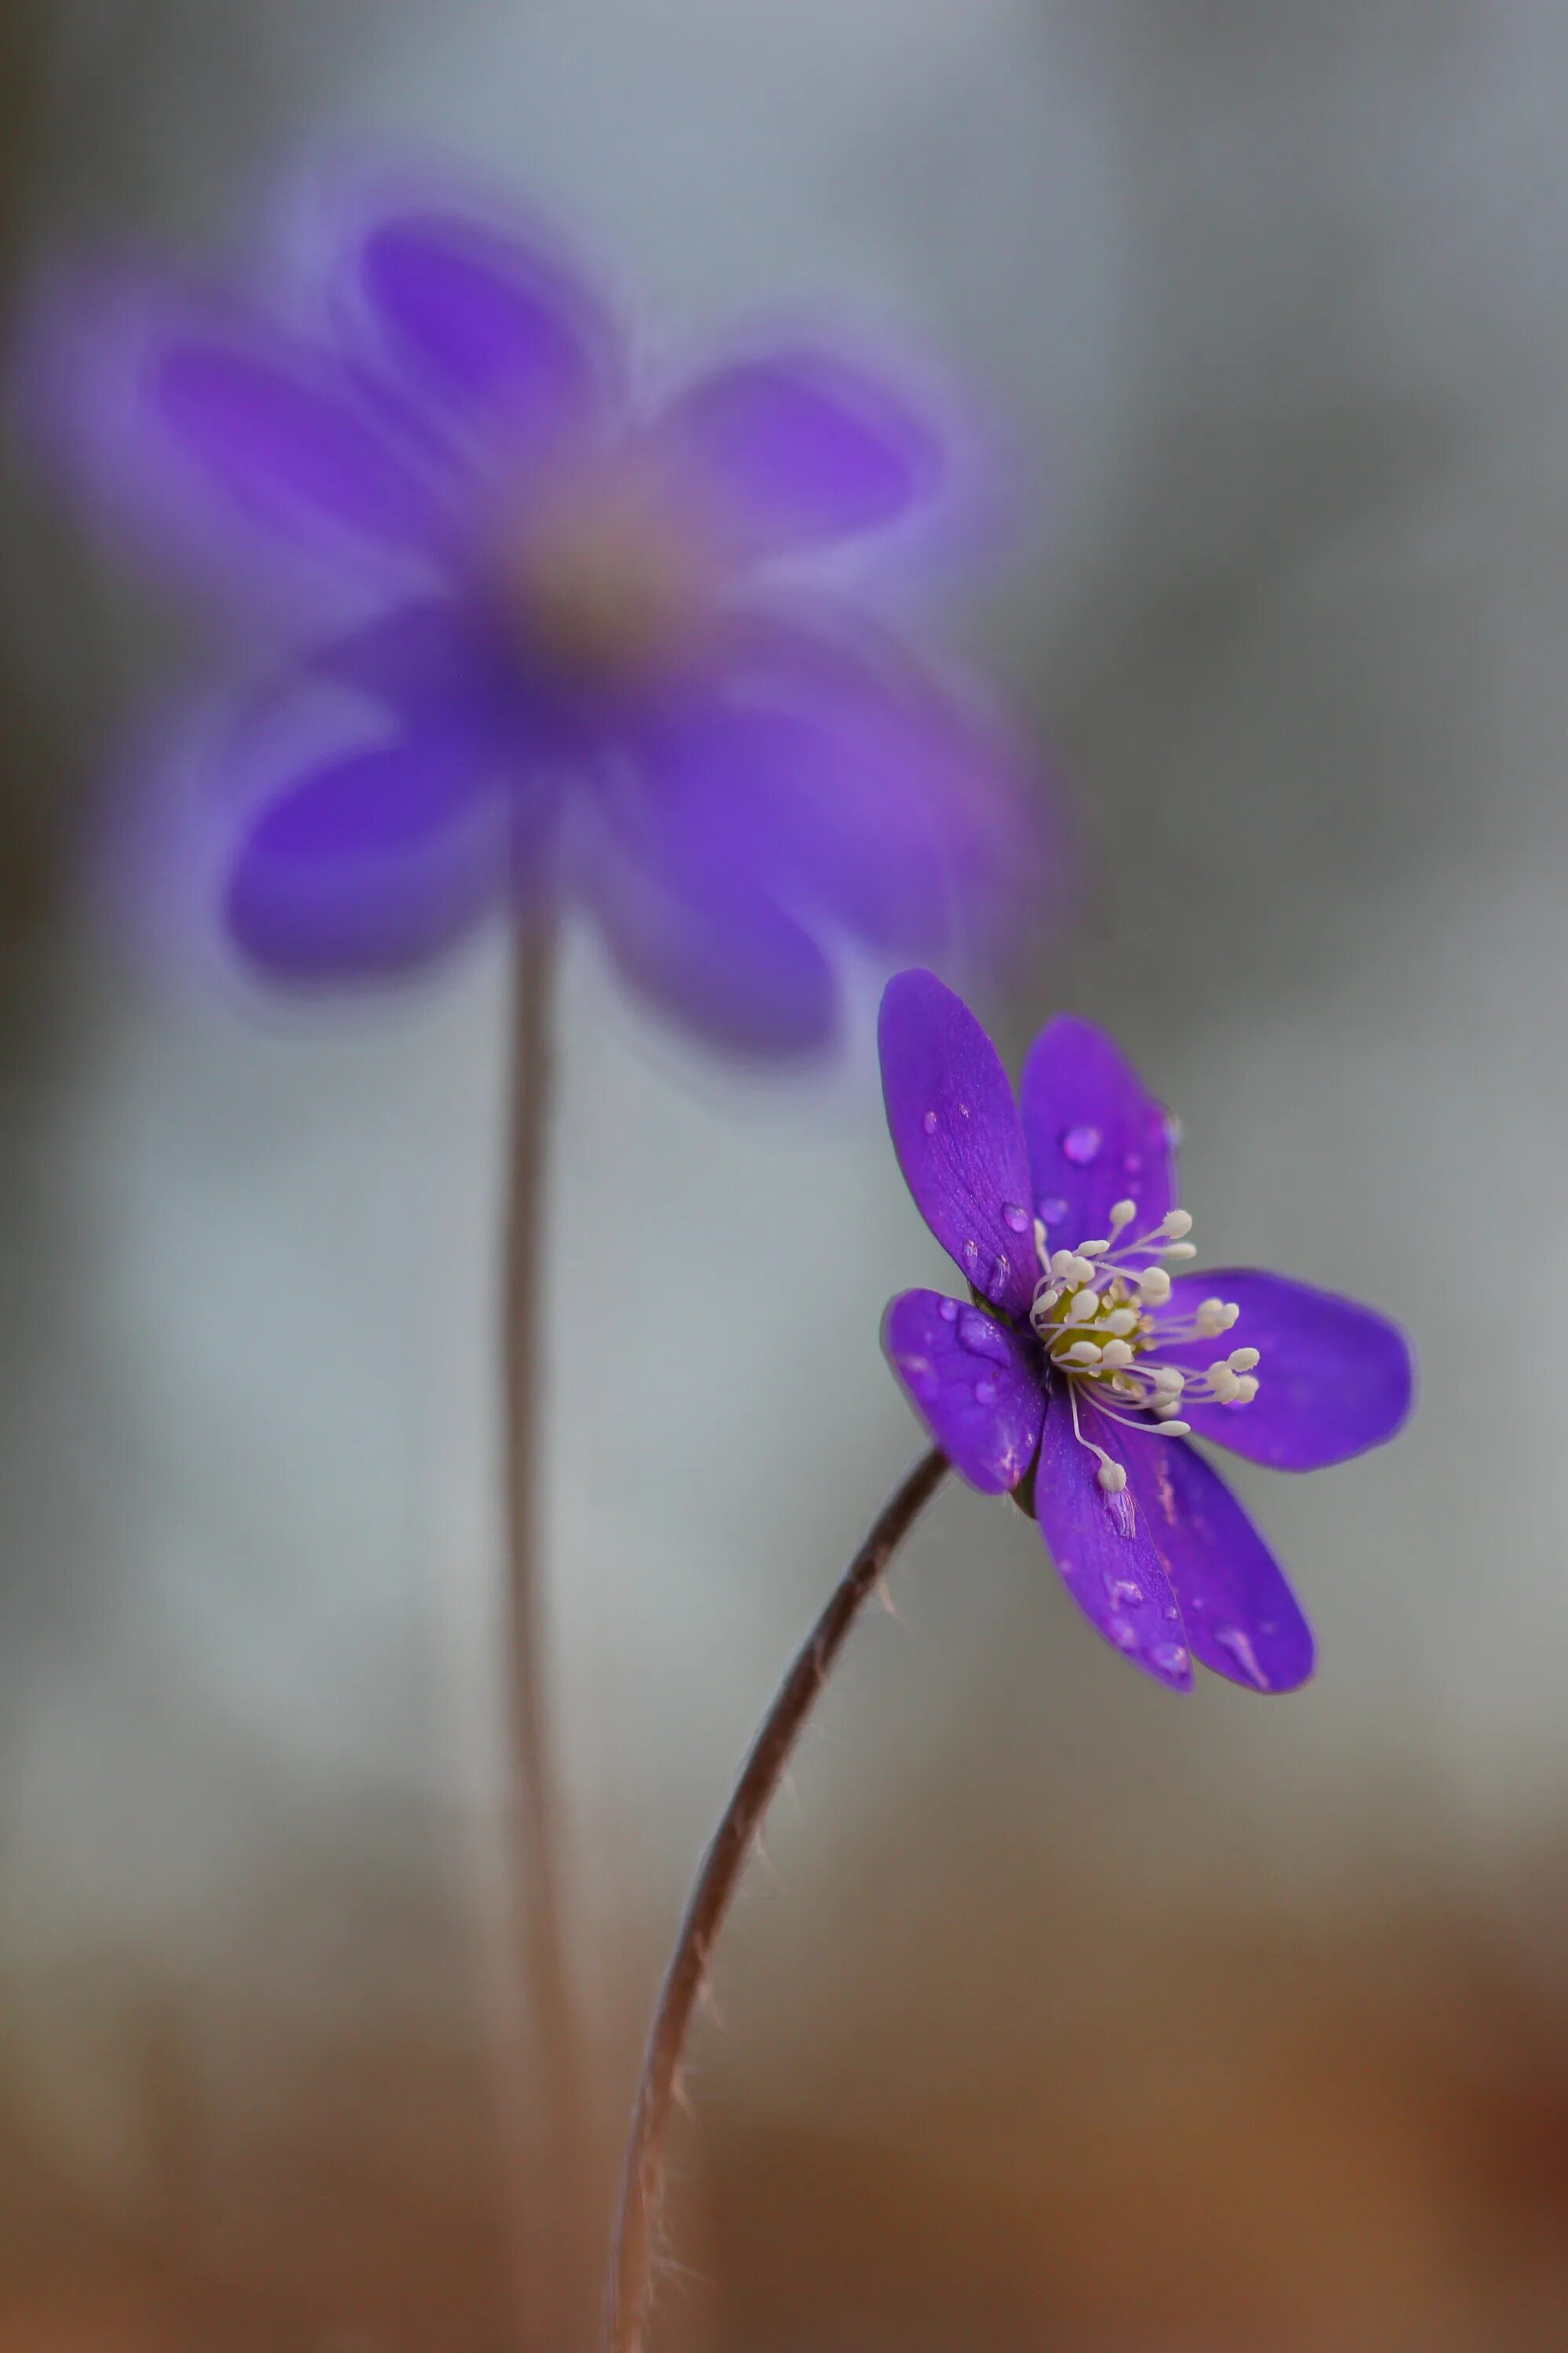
left=880, top=970, right=1413, bottom=1693
left=30, top=180, right=1044, bottom=1053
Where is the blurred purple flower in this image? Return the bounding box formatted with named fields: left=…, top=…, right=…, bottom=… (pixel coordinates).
left=27, top=182, right=1051, bottom=1053
left=879, top=969, right=1413, bottom=1693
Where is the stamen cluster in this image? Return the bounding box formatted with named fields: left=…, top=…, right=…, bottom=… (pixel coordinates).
left=1028, top=1198, right=1261, bottom=1493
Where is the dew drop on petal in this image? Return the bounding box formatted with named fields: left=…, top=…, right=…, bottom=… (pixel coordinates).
left=1104, top=1574, right=1144, bottom=1609
left=973, top=1378, right=998, bottom=1406
left=922, top=1109, right=938, bottom=1134
left=1002, top=1202, right=1030, bottom=1233
left=937, top=1297, right=959, bottom=1324
left=1152, top=1641, right=1189, bottom=1675
left=1216, top=1625, right=1270, bottom=1689
left=1037, top=1195, right=1069, bottom=1227
left=1108, top=1616, right=1138, bottom=1651
left=1123, top=1151, right=1142, bottom=1176
left=991, top=1253, right=1011, bottom=1292
left=962, top=1238, right=980, bottom=1266
left=1061, top=1125, right=1101, bottom=1166
left=958, top=1309, right=1012, bottom=1365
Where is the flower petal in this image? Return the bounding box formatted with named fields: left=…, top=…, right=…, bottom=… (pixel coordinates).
left=1122, top=1434, right=1315, bottom=1693
left=1161, top=1269, right=1414, bottom=1471
left=1018, top=1015, right=1177, bottom=1252
left=657, top=347, right=944, bottom=554
left=882, top=1288, right=1043, bottom=1494
left=1033, top=1382, right=1192, bottom=1692
left=357, top=209, right=618, bottom=447
left=878, top=969, right=1036, bottom=1318
left=635, top=606, right=1040, bottom=964
left=225, top=718, right=508, bottom=980
left=577, top=803, right=837, bottom=1057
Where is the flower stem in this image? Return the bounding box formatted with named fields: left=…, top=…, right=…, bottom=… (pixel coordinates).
left=504, top=918, right=591, bottom=2348
left=601, top=1445, right=950, bottom=2353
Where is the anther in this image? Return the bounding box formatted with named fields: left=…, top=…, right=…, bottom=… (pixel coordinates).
left=1163, top=1210, right=1193, bottom=1238
left=1166, top=1242, right=1197, bottom=1260
left=1101, top=1338, right=1135, bottom=1369
left=1208, top=1362, right=1241, bottom=1402
left=1050, top=1249, right=1078, bottom=1280
left=1229, top=1347, right=1260, bottom=1373
left=1097, top=1460, right=1127, bottom=1494
left=1151, top=1366, right=1184, bottom=1395
left=1157, top=1419, right=1191, bottom=1438
left=1068, top=1289, right=1101, bottom=1322
left=1109, top=1200, right=1137, bottom=1231
left=1079, top=1239, right=1111, bottom=1258
left=1137, top=1267, right=1172, bottom=1304
left=1105, top=1307, right=1139, bottom=1337
left=1234, top=1374, right=1259, bottom=1404
left=1064, top=1339, right=1103, bottom=1365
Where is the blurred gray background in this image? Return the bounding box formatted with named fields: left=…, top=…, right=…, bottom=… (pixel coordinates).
left=2, top=3, right=1567, bottom=2348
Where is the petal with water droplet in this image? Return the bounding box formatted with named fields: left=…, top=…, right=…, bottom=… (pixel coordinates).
left=1033, top=1384, right=1191, bottom=1692
left=882, top=1287, right=1042, bottom=1494
left=1019, top=1015, right=1175, bottom=1246
left=1121, top=1430, right=1315, bottom=1693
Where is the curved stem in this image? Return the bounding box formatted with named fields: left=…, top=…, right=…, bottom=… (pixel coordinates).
left=602, top=1446, right=950, bottom=2353
left=504, top=919, right=591, bottom=2348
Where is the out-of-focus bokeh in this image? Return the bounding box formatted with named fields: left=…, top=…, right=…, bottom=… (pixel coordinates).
left=3, top=4, right=1567, bottom=2348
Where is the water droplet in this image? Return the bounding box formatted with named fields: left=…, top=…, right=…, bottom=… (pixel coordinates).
left=1104, top=1574, right=1144, bottom=1609
left=958, top=1309, right=1011, bottom=1364
left=1108, top=1615, right=1138, bottom=1651
left=1164, top=1606, right=1181, bottom=1621
left=1037, top=1195, right=1069, bottom=1227
left=991, top=1253, right=1011, bottom=1292
left=1002, top=1201, right=1030, bottom=1233
left=922, top=1109, right=938, bottom=1134
left=937, top=1297, right=959, bottom=1323
left=962, top=1238, right=980, bottom=1264
left=1151, top=1641, right=1189, bottom=1675
left=973, top=1378, right=998, bottom=1406
left=1061, top=1125, right=1101, bottom=1166
left=1123, top=1150, right=1143, bottom=1176
left=1216, top=1625, right=1270, bottom=1689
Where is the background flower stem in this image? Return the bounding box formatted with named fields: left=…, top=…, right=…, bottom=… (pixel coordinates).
left=602, top=1445, right=950, bottom=2353
left=503, top=918, right=591, bottom=2350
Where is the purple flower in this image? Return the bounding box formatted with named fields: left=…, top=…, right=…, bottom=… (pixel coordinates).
left=28, top=180, right=1048, bottom=1054
left=879, top=969, right=1413, bottom=1693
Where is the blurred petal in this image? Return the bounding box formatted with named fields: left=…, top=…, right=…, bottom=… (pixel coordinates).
left=658, top=347, right=944, bottom=553
left=1018, top=1016, right=1177, bottom=1251
left=1160, top=1270, right=1413, bottom=1471
left=1122, top=1434, right=1315, bottom=1693
left=22, top=271, right=446, bottom=613
left=1034, top=1384, right=1192, bottom=1692
left=635, top=608, right=1035, bottom=960
left=878, top=969, right=1035, bottom=1318
left=882, top=1288, right=1043, bottom=1493
left=155, top=336, right=445, bottom=551
left=578, top=799, right=837, bottom=1056
left=357, top=208, right=618, bottom=448
left=312, top=596, right=513, bottom=719
left=225, top=718, right=508, bottom=979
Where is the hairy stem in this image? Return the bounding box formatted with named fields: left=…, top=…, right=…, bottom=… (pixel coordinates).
left=602, top=1446, right=950, bottom=2353
left=504, top=919, right=591, bottom=2348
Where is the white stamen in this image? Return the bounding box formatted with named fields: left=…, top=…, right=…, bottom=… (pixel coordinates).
left=1137, top=1267, right=1173, bottom=1304
left=1163, top=1210, right=1193, bottom=1238
left=1109, top=1199, right=1137, bottom=1231
left=1152, top=1366, right=1185, bottom=1395
left=1097, top=1460, right=1127, bottom=1494
left=1229, top=1347, right=1260, bottom=1373
left=1105, top=1307, right=1140, bottom=1337
left=1101, top=1338, right=1135, bottom=1369
left=1157, top=1419, right=1191, bottom=1438
left=1064, top=1339, right=1103, bottom=1365
left=1068, top=1288, right=1101, bottom=1323
left=1050, top=1249, right=1078, bottom=1280
left=1234, top=1373, right=1259, bottom=1404
left=1166, top=1242, right=1198, bottom=1260
left=1208, top=1361, right=1241, bottom=1403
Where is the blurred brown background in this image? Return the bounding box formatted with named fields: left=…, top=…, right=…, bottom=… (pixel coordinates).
left=3, top=3, right=1568, bottom=2348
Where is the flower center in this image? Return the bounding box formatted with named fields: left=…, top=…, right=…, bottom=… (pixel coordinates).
left=1027, top=1198, right=1261, bottom=1494
left=496, top=459, right=717, bottom=693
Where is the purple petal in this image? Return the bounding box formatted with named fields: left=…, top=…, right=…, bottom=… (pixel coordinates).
left=312, top=597, right=514, bottom=721
left=225, top=718, right=509, bottom=980
left=154, top=334, right=446, bottom=554
left=1033, top=1382, right=1192, bottom=1692
left=577, top=802, right=837, bottom=1057
left=878, top=969, right=1036, bottom=1318
left=1122, top=1433, right=1315, bottom=1693
left=1161, top=1269, right=1414, bottom=1471
left=1018, top=1016, right=1176, bottom=1253
left=22, top=271, right=446, bottom=614
left=357, top=209, right=617, bottom=449
left=882, top=1288, right=1043, bottom=1494
left=633, top=608, right=1039, bottom=963
left=657, top=347, right=944, bottom=555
